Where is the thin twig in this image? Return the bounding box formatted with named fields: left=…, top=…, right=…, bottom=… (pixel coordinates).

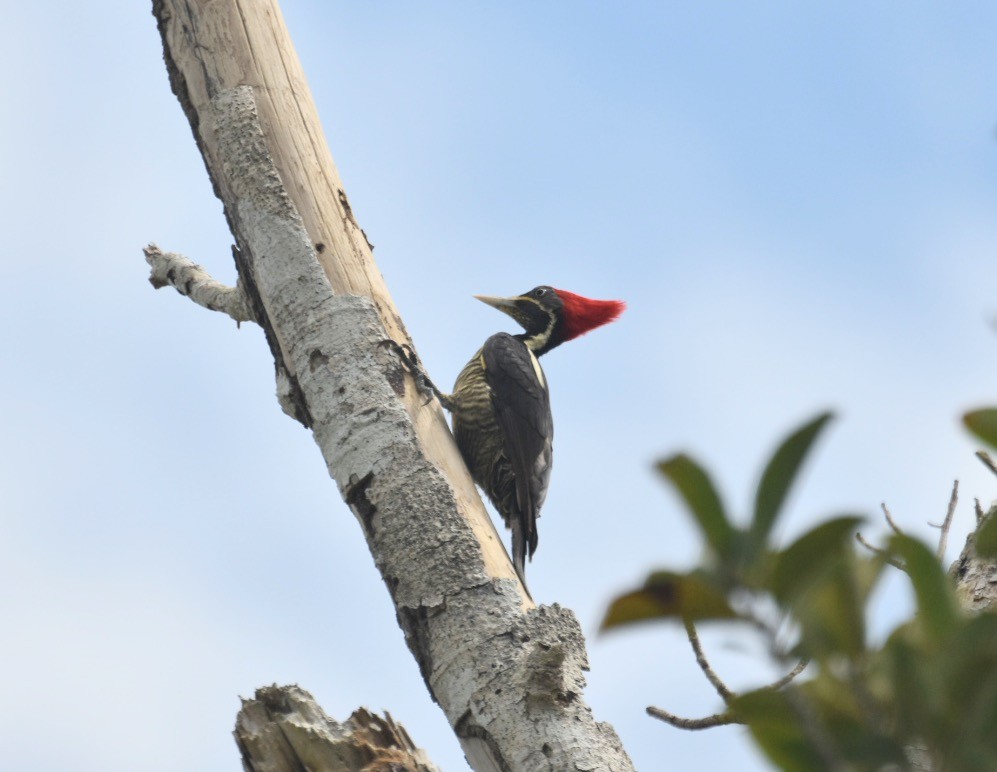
left=683, top=619, right=734, bottom=702
left=881, top=502, right=904, bottom=535
left=976, top=450, right=997, bottom=479
left=646, top=706, right=739, bottom=730
left=654, top=630, right=808, bottom=733
left=976, top=498, right=986, bottom=525
left=929, top=480, right=958, bottom=561
left=855, top=532, right=906, bottom=571
left=646, top=660, right=805, bottom=732
left=764, top=658, right=810, bottom=692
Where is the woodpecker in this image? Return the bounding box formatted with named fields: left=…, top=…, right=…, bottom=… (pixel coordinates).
left=396, top=286, right=624, bottom=592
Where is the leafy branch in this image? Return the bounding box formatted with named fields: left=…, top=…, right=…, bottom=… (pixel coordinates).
left=604, top=410, right=997, bottom=770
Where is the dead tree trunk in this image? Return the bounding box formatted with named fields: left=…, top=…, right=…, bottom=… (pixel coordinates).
left=235, top=684, right=441, bottom=772
left=148, top=1, right=634, bottom=769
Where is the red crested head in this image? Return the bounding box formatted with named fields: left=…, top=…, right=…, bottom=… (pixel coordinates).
left=475, top=285, right=625, bottom=356
left=553, top=289, right=626, bottom=342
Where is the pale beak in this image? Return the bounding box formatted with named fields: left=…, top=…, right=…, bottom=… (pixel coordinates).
left=473, top=294, right=520, bottom=313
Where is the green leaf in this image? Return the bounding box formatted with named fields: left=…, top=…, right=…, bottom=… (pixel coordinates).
left=889, top=534, right=960, bottom=642
left=893, top=612, right=997, bottom=770
left=941, top=644, right=997, bottom=772
left=737, top=678, right=907, bottom=769
left=771, top=516, right=864, bottom=605
left=803, top=675, right=905, bottom=765
left=751, top=411, right=834, bottom=552
left=600, top=571, right=737, bottom=631
left=795, top=566, right=867, bottom=658
left=853, top=553, right=887, bottom=611
left=964, top=408, right=997, bottom=449
left=600, top=589, right=666, bottom=631
left=770, top=517, right=868, bottom=658
left=976, top=511, right=997, bottom=558
left=733, top=689, right=824, bottom=772
left=935, top=613, right=997, bottom=762
left=882, top=632, right=940, bottom=745
left=657, top=454, right=733, bottom=559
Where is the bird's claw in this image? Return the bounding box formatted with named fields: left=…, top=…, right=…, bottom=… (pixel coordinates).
left=379, top=339, right=440, bottom=406
left=379, top=338, right=419, bottom=370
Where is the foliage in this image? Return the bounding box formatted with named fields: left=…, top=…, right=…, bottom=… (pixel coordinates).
left=604, top=412, right=997, bottom=770
left=964, top=407, right=997, bottom=557
left=963, top=408, right=997, bottom=451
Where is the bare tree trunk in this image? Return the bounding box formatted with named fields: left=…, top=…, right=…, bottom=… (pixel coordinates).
left=148, top=1, right=634, bottom=769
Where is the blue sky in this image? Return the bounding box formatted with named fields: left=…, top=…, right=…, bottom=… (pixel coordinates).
left=3, top=2, right=997, bottom=770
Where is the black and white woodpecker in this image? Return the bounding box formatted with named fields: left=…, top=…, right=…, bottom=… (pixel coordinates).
left=394, top=286, right=625, bottom=592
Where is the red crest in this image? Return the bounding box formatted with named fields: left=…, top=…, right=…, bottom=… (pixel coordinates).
left=554, top=290, right=626, bottom=341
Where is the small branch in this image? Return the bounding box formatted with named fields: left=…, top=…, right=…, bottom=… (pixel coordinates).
left=651, top=622, right=810, bottom=732
left=976, top=498, right=986, bottom=525
left=765, top=658, right=810, bottom=692
left=683, top=619, right=734, bottom=702
left=144, top=243, right=255, bottom=323
left=855, top=532, right=906, bottom=571
left=929, top=480, right=959, bottom=561
left=856, top=500, right=918, bottom=571
left=881, top=502, right=904, bottom=536
left=646, top=705, right=738, bottom=730
left=976, top=450, right=997, bottom=479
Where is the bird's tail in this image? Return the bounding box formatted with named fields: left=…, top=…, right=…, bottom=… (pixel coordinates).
left=511, top=520, right=531, bottom=596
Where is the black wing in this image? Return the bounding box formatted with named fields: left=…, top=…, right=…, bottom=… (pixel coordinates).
left=481, top=333, right=553, bottom=570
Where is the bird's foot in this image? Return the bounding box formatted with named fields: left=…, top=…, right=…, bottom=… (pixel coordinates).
left=379, top=339, right=453, bottom=409
left=379, top=338, right=420, bottom=371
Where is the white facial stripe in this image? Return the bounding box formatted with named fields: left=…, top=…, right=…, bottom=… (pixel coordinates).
left=523, top=305, right=557, bottom=353
left=527, top=348, right=546, bottom=388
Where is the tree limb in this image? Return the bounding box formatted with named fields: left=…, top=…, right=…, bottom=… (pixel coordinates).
left=144, top=244, right=255, bottom=324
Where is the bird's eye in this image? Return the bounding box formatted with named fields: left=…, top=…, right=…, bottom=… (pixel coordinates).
left=534, top=288, right=547, bottom=298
